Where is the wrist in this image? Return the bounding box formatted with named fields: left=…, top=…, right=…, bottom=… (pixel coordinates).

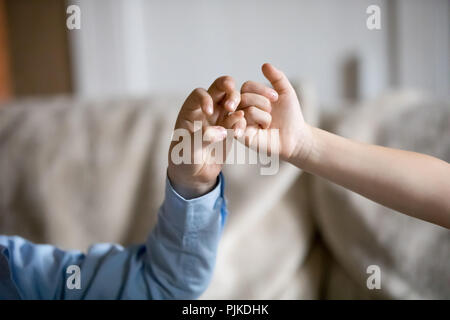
left=288, top=124, right=316, bottom=169
left=167, top=166, right=218, bottom=199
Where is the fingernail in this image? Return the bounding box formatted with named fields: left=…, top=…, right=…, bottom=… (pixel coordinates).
left=271, top=90, right=278, bottom=100
left=226, top=100, right=235, bottom=111
left=206, top=105, right=213, bottom=115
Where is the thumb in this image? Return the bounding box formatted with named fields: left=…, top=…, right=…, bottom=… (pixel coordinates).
left=261, top=63, right=294, bottom=94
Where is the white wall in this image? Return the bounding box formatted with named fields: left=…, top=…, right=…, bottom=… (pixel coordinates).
left=68, top=0, right=448, bottom=106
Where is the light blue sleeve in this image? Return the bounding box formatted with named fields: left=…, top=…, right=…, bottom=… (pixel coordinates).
left=0, top=173, right=227, bottom=300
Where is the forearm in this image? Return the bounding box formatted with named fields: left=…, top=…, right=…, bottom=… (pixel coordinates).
left=292, top=126, right=450, bottom=228
left=146, top=173, right=226, bottom=299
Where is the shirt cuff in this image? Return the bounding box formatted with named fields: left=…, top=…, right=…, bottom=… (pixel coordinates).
left=162, top=173, right=226, bottom=232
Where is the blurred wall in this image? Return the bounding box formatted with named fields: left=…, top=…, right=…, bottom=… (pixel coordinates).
left=68, top=0, right=449, bottom=106
left=393, top=0, right=449, bottom=95
left=0, top=0, right=11, bottom=103
left=5, top=0, right=72, bottom=97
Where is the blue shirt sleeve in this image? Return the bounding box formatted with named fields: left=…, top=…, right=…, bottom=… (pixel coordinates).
left=0, top=173, right=227, bottom=300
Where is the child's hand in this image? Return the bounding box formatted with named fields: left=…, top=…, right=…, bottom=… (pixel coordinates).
left=241, top=64, right=450, bottom=228
left=238, top=63, right=313, bottom=164
left=168, top=76, right=245, bottom=198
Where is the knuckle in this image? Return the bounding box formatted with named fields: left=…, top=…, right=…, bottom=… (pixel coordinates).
left=192, top=88, right=212, bottom=106
left=220, top=75, right=233, bottom=83
left=241, top=80, right=253, bottom=92
left=192, top=87, right=205, bottom=96
left=247, top=106, right=257, bottom=115
left=219, top=75, right=234, bottom=89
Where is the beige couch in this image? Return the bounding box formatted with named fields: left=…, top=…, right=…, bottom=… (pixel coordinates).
left=0, top=90, right=448, bottom=299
